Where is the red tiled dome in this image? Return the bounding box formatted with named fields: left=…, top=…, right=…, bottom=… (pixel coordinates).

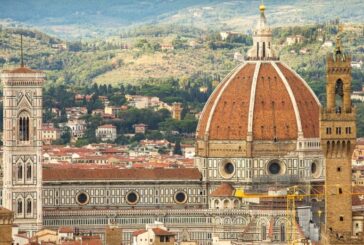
left=196, top=61, right=321, bottom=141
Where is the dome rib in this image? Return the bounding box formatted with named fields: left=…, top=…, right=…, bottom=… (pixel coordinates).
left=279, top=63, right=321, bottom=106
left=277, top=63, right=320, bottom=138
left=247, top=62, right=261, bottom=140
left=252, top=62, right=298, bottom=140
left=195, top=65, right=241, bottom=138
left=196, top=61, right=320, bottom=141
left=205, top=63, right=248, bottom=138
left=272, top=62, right=303, bottom=137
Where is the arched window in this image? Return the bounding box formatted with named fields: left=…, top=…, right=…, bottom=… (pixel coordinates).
left=19, top=111, right=30, bottom=141
left=214, top=200, right=219, bottom=209
left=257, top=42, right=260, bottom=58
left=335, top=79, right=344, bottom=113
left=26, top=163, right=32, bottom=180
left=280, top=223, right=285, bottom=241
left=17, top=199, right=23, bottom=214
left=18, top=164, right=23, bottom=179
left=26, top=199, right=32, bottom=214
left=261, top=224, right=267, bottom=240
left=262, top=42, right=266, bottom=58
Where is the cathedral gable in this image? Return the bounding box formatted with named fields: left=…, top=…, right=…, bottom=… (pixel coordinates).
left=17, top=92, right=32, bottom=109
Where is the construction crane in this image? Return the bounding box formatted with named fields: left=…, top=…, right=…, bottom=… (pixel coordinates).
left=233, top=183, right=364, bottom=245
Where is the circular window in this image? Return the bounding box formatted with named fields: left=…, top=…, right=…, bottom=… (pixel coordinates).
left=269, top=162, right=281, bottom=174
left=174, top=191, right=187, bottom=204
left=311, top=162, right=317, bottom=174
left=219, top=161, right=236, bottom=179
left=76, top=192, right=89, bottom=205
left=267, top=160, right=285, bottom=175
left=224, top=163, right=234, bottom=174
left=311, top=160, right=321, bottom=179
left=126, top=191, right=139, bottom=205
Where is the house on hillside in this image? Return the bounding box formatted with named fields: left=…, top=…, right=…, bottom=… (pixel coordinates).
left=96, top=124, right=117, bottom=142
left=133, top=124, right=148, bottom=134
left=286, top=35, right=305, bottom=45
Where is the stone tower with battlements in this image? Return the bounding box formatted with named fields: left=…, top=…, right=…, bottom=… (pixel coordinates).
left=172, top=102, right=182, bottom=121
left=1, top=65, right=44, bottom=234
left=320, top=36, right=360, bottom=244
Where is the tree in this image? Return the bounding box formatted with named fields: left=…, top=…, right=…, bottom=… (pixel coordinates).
left=54, top=126, right=71, bottom=145
left=132, top=133, right=146, bottom=142
left=75, top=138, right=90, bottom=147
left=115, top=135, right=130, bottom=145
left=146, top=131, right=163, bottom=140
left=173, top=140, right=182, bottom=155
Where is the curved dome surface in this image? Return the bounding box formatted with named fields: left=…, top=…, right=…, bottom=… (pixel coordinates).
left=196, top=61, right=321, bottom=141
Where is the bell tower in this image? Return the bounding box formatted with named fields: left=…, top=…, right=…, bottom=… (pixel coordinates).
left=1, top=35, right=44, bottom=233
left=320, top=33, right=357, bottom=242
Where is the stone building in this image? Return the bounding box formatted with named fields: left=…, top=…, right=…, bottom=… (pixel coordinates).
left=195, top=2, right=323, bottom=192
left=96, top=124, right=117, bottom=142
left=171, top=103, right=182, bottom=121
left=1, top=66, right=44, bottom=235
left=132, top=222, right=175, bottom=245
left=105, top=226, right=123, bottom=245
left=1, top=2, right=362, bottom=245
left=42, top=124, right=61, bottom=145
left=320, top=32, right=364, bottom=244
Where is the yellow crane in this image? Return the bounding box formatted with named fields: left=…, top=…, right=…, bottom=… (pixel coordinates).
left=234, top=183, right=364, bottom=244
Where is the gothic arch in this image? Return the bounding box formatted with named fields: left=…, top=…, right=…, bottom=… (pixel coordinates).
left=233, top=216, right=247, bottom=225
left=335, top=79, right=344, bottom=112
left=223, top=199, right=230, bottom=209
left=26, top=197, right=32, bottom=215
left=18, top=110, right=31, bottom=141
left=256, top=217, right=269, bottom=241
left=274, top=217, right=289, bottom=242
left=26, top=162, right=32, bottom=180
left=16, top=197, right=24, bottom=216
left=214, top=199, right=220, bottom=209
left=17, top=162, right=23, bottom=180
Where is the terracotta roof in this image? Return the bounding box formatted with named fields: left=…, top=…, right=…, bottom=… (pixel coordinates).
left=196, top=61, right=320, bottom=141
left=352, top=186, right=364, bottom=206
left=61, top=242, right=80, bottom=245
left=82, top=236, right=102, bottom=244
left=132, top=229, right=147, bottom=236
left=98, top=124, right=116, bottom=128
left=152, top=228, right=175, bottom=236
left=58, top=226, right=73, bottom=233
left=43, top=167, right=201, bottom=181
left=3, top=66, right=40, bottom=74
left=0, top=207, right=13, bottom=214
left=210, top=183, right=235, bottom=197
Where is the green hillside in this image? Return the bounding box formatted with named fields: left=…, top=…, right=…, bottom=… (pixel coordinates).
left=1, top=0, right=363, bottom=39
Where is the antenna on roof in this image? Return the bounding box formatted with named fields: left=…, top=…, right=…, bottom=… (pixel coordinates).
left=20, top=34, right=24, bottom=67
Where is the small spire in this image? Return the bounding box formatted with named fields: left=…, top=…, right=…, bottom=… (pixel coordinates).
left=20, top=34, right=24, bottom=67
left=335, top=24, right=344, bottom=54
left=259, top=0, right=266, bottom=12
